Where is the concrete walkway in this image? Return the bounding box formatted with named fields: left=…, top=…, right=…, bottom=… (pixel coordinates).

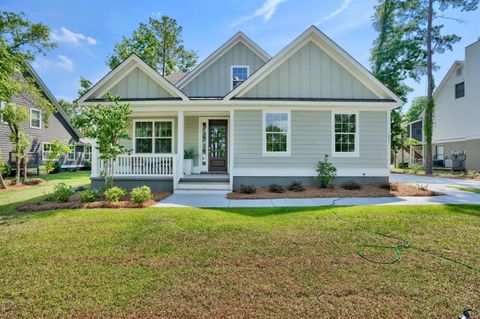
left=153, top=173, right=480, bottom=208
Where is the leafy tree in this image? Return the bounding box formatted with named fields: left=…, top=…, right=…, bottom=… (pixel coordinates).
left=78, top=77, right=92, bottom=98
left=405, top=96, right=427, bottom=122
left=59, top=77, right=93, bottom=120
left=42, top=139, right=71, bottom=179
left=106, top=16, right=198, bottom=75
left=0, top=11, right=56, bottom=183
left=73, top=95, right=131, bottom=188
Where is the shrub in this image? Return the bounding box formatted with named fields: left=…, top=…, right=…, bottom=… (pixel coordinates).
left=80, top=189, right=101, bottom=202
left=315, top=155, right=337, bottom=188
left=343, top=180, right=361, bottom=190
left=287, top=181, right=305, bottom=192
left=409, top=163, right=423, bottom=174
left=130, top=186, right=153, bottom=203
left=467, top=170, right=479, bottom=178
left=398, top=162, right=408, bottom=169
left=49, top=183, right=74, bottom=202
left=52, top=161, right=62, bottom=174
left=269, top=183, right=285, bottom=193
left=1, top=162, right=11, bottom=177
left=104, top=186, right=127, bottom=202
left=239, top=184, right=256, bottom=194
left=83, top=161, right=92, bottom=170
left=416, top=183, right=429, bottom=191
left=184, top=148, right=197, bottom=160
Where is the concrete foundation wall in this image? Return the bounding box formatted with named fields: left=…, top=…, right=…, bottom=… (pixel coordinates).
left=233, top=176, right=389, bottom=189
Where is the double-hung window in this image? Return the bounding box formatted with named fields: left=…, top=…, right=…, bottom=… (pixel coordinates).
left=332, top=112, right=358, bottom=156
left=42, top=143, right=52, bottom=161
left=455, top=82, right=465, bottom=99
left=84, top=145, right=92, bottom=161
left=0, top=101, right=5, bottom=123
left=67, top=145, right=76, bottom=161
left=135, top=120, right=174, bottom=154
left=231, top=66, right=249, bottom=90
left=263, top=111, right=290, bottom=156
left=30, top=108, right=41, bottom=129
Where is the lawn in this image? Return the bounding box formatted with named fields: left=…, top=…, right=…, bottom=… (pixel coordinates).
left=391, top=166, right=479, bottom=179
left=0, top=179, right=479, bottom=318
left=448, top=185, right=480, bottom=194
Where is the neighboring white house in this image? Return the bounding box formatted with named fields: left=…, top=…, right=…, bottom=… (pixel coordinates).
left=78, top=26, right=402, bottom=194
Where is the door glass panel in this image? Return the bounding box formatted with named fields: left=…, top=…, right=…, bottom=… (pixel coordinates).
left=209, top=122, right=226, bottom=158
left=201, top=122, right=207, bottom=167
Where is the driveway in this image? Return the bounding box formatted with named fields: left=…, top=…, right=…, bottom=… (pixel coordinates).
left=154, top=173, right=480, bottom=208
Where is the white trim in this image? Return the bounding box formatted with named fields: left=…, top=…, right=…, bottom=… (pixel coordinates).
left=67, top=145, right=76, bottom=161
left=230, top=65, right=250, bottom=91
left=234, top=167, right=389, bottom=177
left=196, top=116, right=230, bottom=173
left=331, top=111, right=359, bottom=158
left=224, top=26, right=403, bottom=107
left=387, top=111, right=391, bottom=170
left=262, top=110, right=291, bottom=157
left=433, top=61, right=464, bottom=98
left=132, top=119, right=176, bottom=154
left=29, top=108, right=41, bottom=129
left=229, top=110, right=235, bottom=190
left=84, top=145, right=92, bottom=161
left=177, top=32, right=270, bottom=89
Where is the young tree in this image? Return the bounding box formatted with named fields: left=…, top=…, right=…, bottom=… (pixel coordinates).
left=0, top=150, right=8, bottom=189
left=106, top=16, right=198, bottom=75
left=73, top=95, right=131, bottom=188
left=404, top=96, right=427, bottom=122
left=0, top=11, right=56, bottom=183
left=42, top=140, right=71, bottom=179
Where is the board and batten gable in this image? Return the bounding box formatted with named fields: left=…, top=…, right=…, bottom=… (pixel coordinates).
left=233, top=109, right=388, bottom=174
left=242, top=41, right=378, bottom=99
left=181, top=41, right=267, bottom=97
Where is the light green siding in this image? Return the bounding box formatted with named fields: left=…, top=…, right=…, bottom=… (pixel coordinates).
left=182, top=42, right=266, bottom=97
left=184, top=116, right=199, bottom=166
left=243, top=42, right=378, bottom=99
left=234, top=110, right=387, bottom=170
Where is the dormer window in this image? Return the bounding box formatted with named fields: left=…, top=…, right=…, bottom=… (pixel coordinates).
left=231, top=66, right=249, bottom=90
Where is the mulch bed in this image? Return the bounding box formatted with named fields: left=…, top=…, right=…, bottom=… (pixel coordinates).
left=17, top=192, right=172, bottom=212
left=227, top=182, right=442, bottom=200
left=0, top=178, right=45, bottom=192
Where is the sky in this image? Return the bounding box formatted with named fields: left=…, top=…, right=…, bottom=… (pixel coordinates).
left=2, top=0, right=479, bottom=111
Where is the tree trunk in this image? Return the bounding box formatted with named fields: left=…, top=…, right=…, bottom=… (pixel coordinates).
left=0, top=174, right=6, bottom=189
left=22, top=152, right=28, bottom=183
left=424, top=0, right=434, bottom=175
left=15, top=155, right=21, bottom=184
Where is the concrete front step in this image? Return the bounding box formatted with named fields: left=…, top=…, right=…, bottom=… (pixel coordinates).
left=174, top=189, right=230, bottom=195
left=176, top=182, right=230, bottom=190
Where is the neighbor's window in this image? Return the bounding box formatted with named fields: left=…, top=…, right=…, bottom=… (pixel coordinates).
left=264, top=112, right=289, bottom=155
left=42, top=143, right=52, bottom=161
left=67, top=145, right=76, bottom=161
left=333, top=113, right=358, bottom=155
left=436, top=145, right=445, bottom=160
left=135, top=120, right=173, bottom=154
left=0, top=101, right=5, bottom=123
left=84, top=145, right=92, bottom=161
left=30, top=108, right=41, bottom=129
left=231, top=66, right=249, bottom=90
left=455, top=82, right=465, bottom=99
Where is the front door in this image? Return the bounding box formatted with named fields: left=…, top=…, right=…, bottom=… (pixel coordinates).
left=208, top=120, right=228, bottom=172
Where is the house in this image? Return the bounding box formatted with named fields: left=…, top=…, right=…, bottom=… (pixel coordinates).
left=0, top=65, right=89, bottom=172
left=395, top=118, right=423, bottom=167
left=78, top=26, right=403, bottom=194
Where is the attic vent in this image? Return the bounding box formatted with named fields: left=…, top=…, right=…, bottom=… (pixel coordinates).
left=456, top=67, right=463, bottom=76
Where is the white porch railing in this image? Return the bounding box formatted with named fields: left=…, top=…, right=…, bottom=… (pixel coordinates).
left=96, top=154, right=176, bottom=177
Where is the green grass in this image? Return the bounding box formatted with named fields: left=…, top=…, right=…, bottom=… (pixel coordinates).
left=447, top=186, right=480, bottom=194
left=391, top=166, right=470, bottom=177
left=0, top=192, right=479, bottom=317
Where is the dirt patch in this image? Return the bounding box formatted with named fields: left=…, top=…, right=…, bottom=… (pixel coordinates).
left=227, top=182, right=441, bottom=199
left=16, top=192, right=171, bottom=212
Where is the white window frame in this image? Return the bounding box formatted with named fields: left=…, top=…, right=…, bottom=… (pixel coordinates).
left=231, top=65, right=249, bottom=90
left=331, top=111, right=359, bottom=157
left=42, top=142, right=52, bottom=161
left=132, top=119, right=175, bottom=154
left=67, top=145, right=76, bottom=161
left=0, top=101, right=5, bottom=123
left=262, top=110, right=291, bottom=157
left=84, top=145, right=92, bottom=161
left=30, top=108, right=41, bottom=129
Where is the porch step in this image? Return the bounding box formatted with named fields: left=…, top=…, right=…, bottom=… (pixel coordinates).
left=175, top=181, right=230, bottom=195
left=179, top=176, right=229, bottom=183
left=174, top=189, right=230, bottom=195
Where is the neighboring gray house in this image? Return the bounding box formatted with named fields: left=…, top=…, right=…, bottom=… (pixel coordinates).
left=0, top=65, right=89, bottom=172
left=78, top=26, right=403, bottom=194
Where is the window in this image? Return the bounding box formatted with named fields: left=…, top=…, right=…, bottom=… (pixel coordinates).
left=332, top=112, right=358, bottom=156
left=134, top=120, right=174, bottom=154
left=42, top=143, right=52, bottom=161
left=231, top=66, right=249, bottom=90
left=455, top=82, right=465, bottom=99
left=436, top=145, right=445, bottom=160
left=263, top=112, right=290, bottom=155
left=67, top=145, right=76, bottom=161
left=30, top=108, right=41, bottom=129
left=84, top=145, right=92, bottom=161
left=0, top=101, right=5, bottom=123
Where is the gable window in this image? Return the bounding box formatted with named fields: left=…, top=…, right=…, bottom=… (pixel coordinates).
left=455, top=82, right=465, bottom=99
left=263, top=111, right=290, bottom=156
left=231, top=66, right=249, bottom=90
left=30, top=108, right=41, bottom=129
left=332, top=112, right=358, bottom=157
left=67, top=145, right=76, bottom=161
left=134, top=120, right=174, bottom=154
left=84, top=145, right=92, bottom=161
left=42, top=143, right=52, bottom=161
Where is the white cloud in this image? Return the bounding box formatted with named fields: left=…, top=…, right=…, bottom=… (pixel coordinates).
left=315, top=0, right=353, bottom=25
left=50, top=27, right=97, bottom=46
left=57, top=55, right=74, bottom=71
left=231, top=0, right=287, bottom=27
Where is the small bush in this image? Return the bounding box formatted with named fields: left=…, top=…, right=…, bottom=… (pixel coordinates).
left=467, top=170, right=479, bottom=178
left=1, top=162, right=12, bottom=177
left=397, top=162, right=408, bottom=169
left=409, top=163, right=423, bottom=174
left=52, top=162, right=62, bottom=174
left=315, top=155, right=337, bottom=188
left=130, top=186, right=153, bottom=203
left=416, top=183, right=429, bottom=191
left=239, top=184, right=256, bottom=194
left=79, top=189, right=101, bottom=203
left=24, top=178, right=43, bottom=186
left=83, top=161, right=92, bottom=170
left=49, top=183, right=74, bottom=202
left=104, top=186, right=127, bottom=202
left=287, top=181, right=305, bottom=192
left=343, top=180, right=361, bottom=190
left=269, top=183, right=285, bottom=193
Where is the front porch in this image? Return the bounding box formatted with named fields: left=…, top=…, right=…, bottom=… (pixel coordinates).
left=90, top=110, right=234, bottom=192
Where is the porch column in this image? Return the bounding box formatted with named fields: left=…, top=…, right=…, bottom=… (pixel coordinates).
left=177, top=110, right=184, bottom=181
left=229, top=109, right=234, bottom=190
left=91, top=139, right=99, bottom=177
